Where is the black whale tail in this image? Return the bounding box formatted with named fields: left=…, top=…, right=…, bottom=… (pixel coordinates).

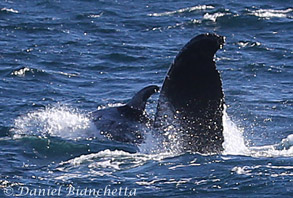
left=92, top=33, right=226, bottom=152
left=154, top=33, right=225, bottom=153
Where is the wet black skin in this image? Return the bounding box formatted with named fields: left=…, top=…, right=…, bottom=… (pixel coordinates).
left=154, top=33, right=225, bottom=153
left=92, top=85, right=159, bottom=144
left=92, top=33, right=226, bottom=153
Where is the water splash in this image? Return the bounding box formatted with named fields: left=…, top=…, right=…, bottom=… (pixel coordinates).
left=10, top=103, right=293, bottom=157
left=11, top=105, right=97, bottom=140
left=222, top=107, right=250, bottom=155
left=222, top=106, right=293, bottom=157
left=141, top=105, right=249, bottom=156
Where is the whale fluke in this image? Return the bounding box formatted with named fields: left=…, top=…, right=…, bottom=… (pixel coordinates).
left=92, top=33, right=226, bottom=153
left=154, top=33, right=225, bottom=153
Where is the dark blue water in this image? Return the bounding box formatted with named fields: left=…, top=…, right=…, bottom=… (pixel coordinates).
left=1, top=0, right=293, bottom=197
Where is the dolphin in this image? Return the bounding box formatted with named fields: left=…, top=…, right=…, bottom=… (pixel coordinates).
left=154, top=33, right=225, bottom=153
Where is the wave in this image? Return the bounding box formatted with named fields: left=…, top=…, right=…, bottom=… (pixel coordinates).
left=10, top=67, right=35, bottom=77
left=55, top=149, right=173, bottom=180
left=1, top=8, right=19, bottom=14
left=248, top=8, right=293, bottom=19
left=75, top=12, right=103, bottom=19
left=203, top=12, right=228, bottom=22
left=52, top=119, right=293, bottom=181
left=249, top=134, right=293, bottom=157
left=10, top=103, right=293, bottom=158
left=232, top=164, right=293, bottom=177
left=148, top=5, right=214, bottom=17
left=146, top=7, right=293, bottom=33
left=10, top=66, right=79, bottom=78
left=60, top=149, right=168, bottom=167
left=222, top=106, right=293, bottom=157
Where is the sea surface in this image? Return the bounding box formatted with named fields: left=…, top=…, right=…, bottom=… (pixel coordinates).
left=1, top=0, right=293, bottom=197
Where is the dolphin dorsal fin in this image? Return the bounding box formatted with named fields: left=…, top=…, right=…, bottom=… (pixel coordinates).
left=126, top=85, right=159, bottom=112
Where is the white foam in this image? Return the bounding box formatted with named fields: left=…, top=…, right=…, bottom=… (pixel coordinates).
left=249, top=8, right=293, bottom=19
left=10, top=103, right=293, bottom=158
left=222, top=106, right=293, bottom=157
left=60, top=149, right=133, bottom=167
left=88, top=12, right=103, bottom=18
left=203, top=12, right=226, bottom=22
left=249, top=134, right=293, bottom=158
left=148, top=5, right=214, bottom=17
left=11, top=67, right=31, bottom=77
left=222, top=107, right=250, bottom=155
left=1, top=8, right=19, bottom=13
left=11, top=105, right=97, bottom=140
left=55, top=149, right=172, bottom=180
left=232, top=164, right=293, bottom=177
left=231, top=166, right=253, bottom=175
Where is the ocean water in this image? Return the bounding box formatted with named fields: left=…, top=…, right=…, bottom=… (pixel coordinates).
left=1, top=0, right=293, bottom=197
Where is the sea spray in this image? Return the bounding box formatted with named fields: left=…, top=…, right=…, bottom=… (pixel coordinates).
left=222, top=106, right=250, bottom=155
left=222, top=106, right=293, bottom=157
left=11, top=104, right=97, bottom=140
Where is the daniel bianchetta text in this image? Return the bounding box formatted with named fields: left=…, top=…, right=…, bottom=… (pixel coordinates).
left=3, top=185, right=137, bottom=197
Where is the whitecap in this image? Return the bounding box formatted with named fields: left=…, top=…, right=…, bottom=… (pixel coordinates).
left=232, top=164, right=293, bottom=177
left=55, top=149, right=174, bottom=180
left=203, top=12, right=226, bottom=22
left=60, top=149, right=172, bottom=167
left=249, top=8, right=293, bottom=19
left=88, top=12, right=103, bottom=18
left=49, top=70, right=79, bottom=77
left=249, top=134, right=293, bottom=158
left=231, top=166, right=254, bottom=175
left=148, top=5, right=214, bottom=17
left=1, top=8, right=19, bottom=13
left=11, top=67, right=31, bottom=77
